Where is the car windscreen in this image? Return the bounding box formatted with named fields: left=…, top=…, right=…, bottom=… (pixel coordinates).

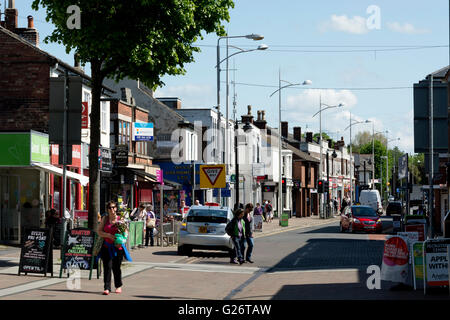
left=352, top=207, right=378, bottom=217
left=187, top=209, right=229, bottom=223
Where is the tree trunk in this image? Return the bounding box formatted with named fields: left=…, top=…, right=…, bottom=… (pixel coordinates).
left=88, top=59, right=103, bottom=232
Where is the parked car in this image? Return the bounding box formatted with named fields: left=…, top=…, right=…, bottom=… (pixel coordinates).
left=386, top=201, right=403, bottom=216
left=340, top=205, right=382, bottom=233
left=359, top=190, right=383, bottom=214
left=177, top=205, right=234, bottom=255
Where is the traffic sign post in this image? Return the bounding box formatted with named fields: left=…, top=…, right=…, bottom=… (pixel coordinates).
left=199, top=164, right=226, bottom=189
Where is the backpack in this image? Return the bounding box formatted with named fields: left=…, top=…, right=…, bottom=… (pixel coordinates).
left=225, top=220, right=234, bottom=237
left=266, top=204, right=272, bottom=212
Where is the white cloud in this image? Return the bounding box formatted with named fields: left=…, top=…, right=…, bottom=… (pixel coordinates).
left=154, top=84, right=214, bottom=108
left=281, top=89, right=358, bottom=138
left=386, top=22, right=429, bottom=35
left=320, top=14, right=369, bottom=34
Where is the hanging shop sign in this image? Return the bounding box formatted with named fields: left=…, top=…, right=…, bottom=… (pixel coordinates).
left=0, top=131, right=50, bottom=166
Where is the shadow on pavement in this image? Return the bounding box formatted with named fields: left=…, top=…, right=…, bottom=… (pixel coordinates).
left=270, top=281, right=449, bottom=300
left=266, top=238, right=385, bottom=272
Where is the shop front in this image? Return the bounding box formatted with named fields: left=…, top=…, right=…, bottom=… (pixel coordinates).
left=0, top=131, right=88, bottom=244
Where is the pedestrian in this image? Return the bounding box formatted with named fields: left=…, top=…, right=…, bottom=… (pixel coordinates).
left=242, top=203, right=255, bottom=263
left=265, top=200, right=273, bottom=223
left=194, top=199, right=202, bottom=206
left=341, top=196, right=348, bottom=214
left=262, top=200, right=268, bottom=222
left=253, top=203, right=263, bottom=216
left=131, top=203, right=147, bottom=222
left=180, top=200, right=189, bottom=219
left=333, top=197, right=338, bottom=214
left=145, top=204, right=156, bottom=247
left=227, top=208, right=246, bottom=265
left=97, top=200, right=129, bottom=295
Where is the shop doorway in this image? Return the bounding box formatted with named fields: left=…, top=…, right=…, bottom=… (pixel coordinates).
left=0, top=175, right=21, bottom=244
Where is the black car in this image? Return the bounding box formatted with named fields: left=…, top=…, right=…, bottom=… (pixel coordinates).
left=386, top=201, right=403, bottom=216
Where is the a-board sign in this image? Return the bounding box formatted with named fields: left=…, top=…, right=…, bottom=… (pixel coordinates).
left=19, top=228, right=53, bottom=277
left=424, top=239, right=450, bottom=290
left=60, top=228, right=96, bottom=279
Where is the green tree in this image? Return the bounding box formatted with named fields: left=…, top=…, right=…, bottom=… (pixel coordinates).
left=32, top=0, right=234, bottom=230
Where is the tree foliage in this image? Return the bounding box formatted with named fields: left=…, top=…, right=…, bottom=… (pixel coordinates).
left=32, top=0, right=234, bottom=229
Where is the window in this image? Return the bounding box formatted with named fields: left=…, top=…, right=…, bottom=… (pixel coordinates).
left=118, top=120, right=130, bottom=148
left=101, top=101, right=107, bottom=131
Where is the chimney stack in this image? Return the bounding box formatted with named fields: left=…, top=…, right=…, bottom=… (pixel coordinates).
left=281, top=121, right=288, bottom=139
left=241, top=105, right=254, bottom=124
left=253, top=109, right=267, bottom=130
left=27, top=15, right=34, bottom=28
left=293, top=127, right=302, bottom=141
left=306, top=132, right=313, bottom=143
left=5, top=0, right=18, bottom=31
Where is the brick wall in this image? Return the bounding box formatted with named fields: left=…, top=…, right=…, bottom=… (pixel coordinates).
left=0, top=30, right=51, bottom=132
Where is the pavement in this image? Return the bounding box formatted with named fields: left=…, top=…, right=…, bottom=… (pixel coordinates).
left=1, top=214, right=447, bottom=302
left=0, top=215, right=340, bottom=300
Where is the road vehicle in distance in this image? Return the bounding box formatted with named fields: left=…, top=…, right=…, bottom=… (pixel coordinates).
left=177, top=205, right=234, bottom=255
left=386, top=201, right=403, bottom=216
left=340, top=205, right=382, bottom=233
left=359, top=190, right=383, bottom=214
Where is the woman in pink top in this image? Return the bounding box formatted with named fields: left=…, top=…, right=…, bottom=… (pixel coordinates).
left=97, top=200, right=126, bottom=295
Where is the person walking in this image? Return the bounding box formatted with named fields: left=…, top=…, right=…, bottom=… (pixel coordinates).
left=265, top=200, right=273, bottom=223
left=97, top=200, right=129, bottom=295
left=227, top=208, right=246, bottom=265
left=242, top=203, right=255, bottom=263
left=145, top=204, right=156, bottom=247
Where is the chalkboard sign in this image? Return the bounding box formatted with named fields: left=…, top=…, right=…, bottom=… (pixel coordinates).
left=18, top=228, right=53, bottom=277
left=59, top=228, right=96, bottom=279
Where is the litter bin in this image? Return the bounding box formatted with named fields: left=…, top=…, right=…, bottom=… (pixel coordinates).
left=279, top=210, right=289, bottom=227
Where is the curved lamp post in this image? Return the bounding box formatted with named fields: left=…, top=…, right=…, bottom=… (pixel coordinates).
left=269, top=74, right=312, bottom=219
left=216, top=34, right=265, bottom=206
left=312, top=97, right=344, bottom=218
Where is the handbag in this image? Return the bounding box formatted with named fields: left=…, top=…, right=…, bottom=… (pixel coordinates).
left=147, top=217, right=156, bottom=228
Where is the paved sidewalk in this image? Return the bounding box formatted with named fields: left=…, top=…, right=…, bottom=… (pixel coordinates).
left=0, top=215, right=338, bottom=299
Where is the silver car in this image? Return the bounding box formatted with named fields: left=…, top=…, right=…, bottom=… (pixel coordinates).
left=177, top=205, right=234, bottom=255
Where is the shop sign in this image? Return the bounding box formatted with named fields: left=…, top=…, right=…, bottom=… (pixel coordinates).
left=100, top=147, right=112, bottom=172
left=0, top=131, right=50, bottom=166
left=424, top=239, right=450, bottom=288
left=31, top=131, right=50, bottom=164
left=115, top=144, right=129, bottom=167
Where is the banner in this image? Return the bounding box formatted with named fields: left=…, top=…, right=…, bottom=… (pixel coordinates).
left=381, top=236, right=409, bottom=283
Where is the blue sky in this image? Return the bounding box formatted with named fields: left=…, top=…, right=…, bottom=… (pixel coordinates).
left=14, top=0, right=449, bottom=154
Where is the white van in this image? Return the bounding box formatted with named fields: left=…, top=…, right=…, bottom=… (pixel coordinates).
left=359, top=190, right=383, bottom=214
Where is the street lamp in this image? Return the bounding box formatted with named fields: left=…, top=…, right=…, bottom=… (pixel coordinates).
left=312, top=96, right=344, bottom=218
left=269, top=73, right=312, bottom=219
left=234, top=120, right=253, bottom=211
left=344, top=115, right=370, bottom=205
left=216, top=33, right=265, bottom=206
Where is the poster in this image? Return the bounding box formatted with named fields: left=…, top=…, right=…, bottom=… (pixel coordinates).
left=412, top=241, right=424, bottom=290
left=424, top=239, right=450, bottom=287
left=253, top=215, right=263, bottom=232
left=380, top=236, right=409, bottom=283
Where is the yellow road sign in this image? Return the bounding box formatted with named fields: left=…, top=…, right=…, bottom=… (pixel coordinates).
left=199, top=164, right=226, bottom=189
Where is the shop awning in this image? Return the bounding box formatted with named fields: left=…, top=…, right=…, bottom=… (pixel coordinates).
left=130, top=169, right=182, bottom=188
left=31, top=162, right=89, bottom=186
